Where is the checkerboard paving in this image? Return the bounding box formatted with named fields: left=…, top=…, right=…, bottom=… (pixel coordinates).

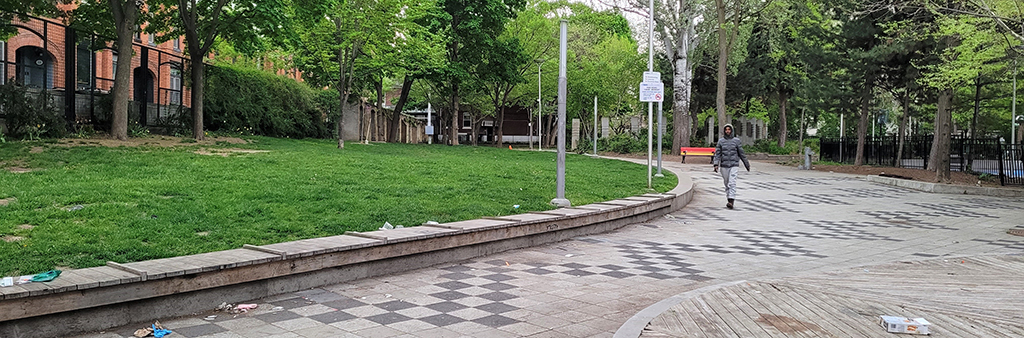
left=72, top=161, right=1024, bottom=338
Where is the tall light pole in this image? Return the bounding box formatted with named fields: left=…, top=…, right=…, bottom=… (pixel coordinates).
left=593, top=96, right=598, bottom=155
left=551, top=20, right=570, bottom=207
left=646, top=0, right=654, bottom=189
left=537, top=59, right=545, bottom=151
left=1013, top=58, right=1018, bottom=146
left=656, top=100, right=664, bottom=177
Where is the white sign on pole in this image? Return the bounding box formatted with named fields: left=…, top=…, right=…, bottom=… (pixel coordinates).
left=639, top=81, right=664, bottom=102
left=643, top=71, right=661, bottom=83
left=425, top=125, right=434, bottom=135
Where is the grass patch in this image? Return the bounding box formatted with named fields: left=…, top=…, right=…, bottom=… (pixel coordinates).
left=0, top=137, right=675, bottom=275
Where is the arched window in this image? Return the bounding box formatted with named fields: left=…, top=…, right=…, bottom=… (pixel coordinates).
left=15, top=46, right=53, bottom=89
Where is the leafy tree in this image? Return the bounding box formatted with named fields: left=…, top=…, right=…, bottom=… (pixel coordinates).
left=426, top=0, right=525, bottom=146
left=149, top=0, right=288, bottom=140
left=66, top=0, right=144, bottom=141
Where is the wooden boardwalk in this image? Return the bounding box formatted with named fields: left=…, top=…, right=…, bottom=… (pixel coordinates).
left=642, top=255, right=1024, bottom=337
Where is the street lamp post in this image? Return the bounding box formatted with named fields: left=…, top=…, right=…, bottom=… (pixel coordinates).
left=646, top=0, right=654, bottom=189
left=656, top=101, right=664, bottom=177
left=551, top=20, right=570, bottom=208
left=537, top=59, right=544, bottom=151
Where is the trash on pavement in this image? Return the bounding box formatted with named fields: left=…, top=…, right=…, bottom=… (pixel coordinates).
left=133, top=326, right=152, bottom=337
left=879, top=316, right=930, bottom=335
left=235, top=304, right=258, bottom=312
left=1, top=277, right=12, bottom=287
left=152, top=322, right=172, bottom=338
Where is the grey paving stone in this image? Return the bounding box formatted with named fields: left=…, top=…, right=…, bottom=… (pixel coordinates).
left=172, top=323, right=228, bottom=338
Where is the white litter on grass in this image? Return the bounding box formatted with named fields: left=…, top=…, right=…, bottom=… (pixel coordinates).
left=424, top=221, right=439, bottom=225
left=513, top=205, right=520, bottom=209
left=379, top=222, right=405, bottom=230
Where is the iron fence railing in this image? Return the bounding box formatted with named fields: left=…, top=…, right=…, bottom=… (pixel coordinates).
left=820, top=135, right=1023, bottom=186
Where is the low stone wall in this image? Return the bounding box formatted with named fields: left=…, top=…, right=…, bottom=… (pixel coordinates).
left=866, top=175, right=1024, bottom=197
left=0, top=169, right=694, bottom=338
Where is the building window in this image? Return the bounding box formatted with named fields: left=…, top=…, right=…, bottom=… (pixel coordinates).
left=173, top=38, right=180, bottom=51
left=148, top=33, right=155, bottom=45
left=463, top=116, right=471, bottom=128
left=112, top=53, right=118, bottom=76
left=133, top=26, right=141, bottom=41
left=77, top=43, right=93, bottom=90
left=169, top=67, right=182, bottom=105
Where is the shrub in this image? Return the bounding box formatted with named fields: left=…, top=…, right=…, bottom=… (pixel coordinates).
left=204, top=65, right=330, bottom=138
left=596, top=131, right=647, bottom=154
left=0, top=81, right=66, bottom=139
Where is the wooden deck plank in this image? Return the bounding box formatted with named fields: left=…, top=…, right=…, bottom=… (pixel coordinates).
left=733, top=283, right=815, bottom=338
left=717, top=287, right=785, bottom=338
left=742, top=283, right=819, bottom=338
left=702, top=288, right=774, bottom=338
left=684, top=297, right=735, bottom=338
left=647, top=302, right=710, bottom=338
left=782, top=286, right=885, bottom=338
left=755, top=283, right=849, bottom=338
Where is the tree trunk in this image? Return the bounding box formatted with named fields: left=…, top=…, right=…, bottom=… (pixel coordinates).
left=190, top=55, right=205, bottom=141
left=450, top=90, right=460, bottom=146
left=548, top=114, right=557, bottom=147
left=495, top=105, right=505, bottom=146
left=715, top=0, right=729, bottom=134
left=854, top=80, right=871, bottom=166
left=374, top=79, right=384, bottom=142
left=778, top=87, right=788, bottom=148
left=669, top=15, right=697, bottom=151
left=968, top=75, right=981, bottom=171
left=896, top=94, right=910, bottom=168
left=931, top=88, right=953, bottom=182
left=672, top=52, right=693, bottom=150
left=388, top=76, right=413, bottom=143
left=109, top=0, right=136, bottom=141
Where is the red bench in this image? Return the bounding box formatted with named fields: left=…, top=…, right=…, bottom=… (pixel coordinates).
left=680, top=147, right=715, bottom=163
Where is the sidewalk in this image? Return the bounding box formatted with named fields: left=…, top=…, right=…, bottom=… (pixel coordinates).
left=75, top=160, right=1024, bottom=338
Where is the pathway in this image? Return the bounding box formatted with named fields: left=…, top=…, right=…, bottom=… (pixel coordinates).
left=74, top=160, right=1024, bottom=338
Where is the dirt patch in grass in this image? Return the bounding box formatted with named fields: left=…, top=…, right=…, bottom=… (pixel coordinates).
left=0, top=197, right=15, bottom=206
left=194, top=148, right=270, bottom=157
left=55, top=135, right=248, bottom=148
left=17, top=224, right=34, bottom=230
left=29, top=146, right=44, bottom=153
left=2, top=236, right=23, bottom=242
left=811, top=164, right=1016, bottom=189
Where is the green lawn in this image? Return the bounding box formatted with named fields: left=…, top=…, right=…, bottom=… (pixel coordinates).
left=0, top=137, right=676, bottom=276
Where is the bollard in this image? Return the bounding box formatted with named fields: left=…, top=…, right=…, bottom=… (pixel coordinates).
left=799, top=146, right=814, bottom=170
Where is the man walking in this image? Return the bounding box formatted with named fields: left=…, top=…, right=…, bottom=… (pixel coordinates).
left=713, top=124, right=750, bottom=209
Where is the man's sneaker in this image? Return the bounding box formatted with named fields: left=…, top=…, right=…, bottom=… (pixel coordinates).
left=727, top=198, right=734, bottom=209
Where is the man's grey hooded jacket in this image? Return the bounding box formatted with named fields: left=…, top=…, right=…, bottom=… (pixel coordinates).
left=713, top=124, right=750, bottom=169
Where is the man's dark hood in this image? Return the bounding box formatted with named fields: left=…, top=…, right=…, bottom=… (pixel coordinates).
left=723, top=124, right=734, bottom=139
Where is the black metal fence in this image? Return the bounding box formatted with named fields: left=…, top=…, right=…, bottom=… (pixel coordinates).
left=1, top=13, right=189, bottom=136
left=820, top=135, right=1024, bottom=186
left=1002, top=143, right=1024, bottom=186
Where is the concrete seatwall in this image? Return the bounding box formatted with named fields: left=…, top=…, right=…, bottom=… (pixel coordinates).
left=0, top=174, right=693, bottom=338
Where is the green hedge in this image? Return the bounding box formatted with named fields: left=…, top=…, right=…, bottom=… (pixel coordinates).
left=205, top=65, right=331, bottom=138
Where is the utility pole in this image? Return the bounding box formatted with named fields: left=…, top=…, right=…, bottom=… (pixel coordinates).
left=537, top=60, right=544, bottom=151
left=646, top=0, right=654, bottom=189
left=593, top=96, right=598, bottom=156
left=656, top=100, right=664, bottom=177
left=551, top=20, right=570, bottom=208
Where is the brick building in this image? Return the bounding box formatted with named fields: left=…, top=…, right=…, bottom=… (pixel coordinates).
left=2, top=14, right=197, bottom=129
